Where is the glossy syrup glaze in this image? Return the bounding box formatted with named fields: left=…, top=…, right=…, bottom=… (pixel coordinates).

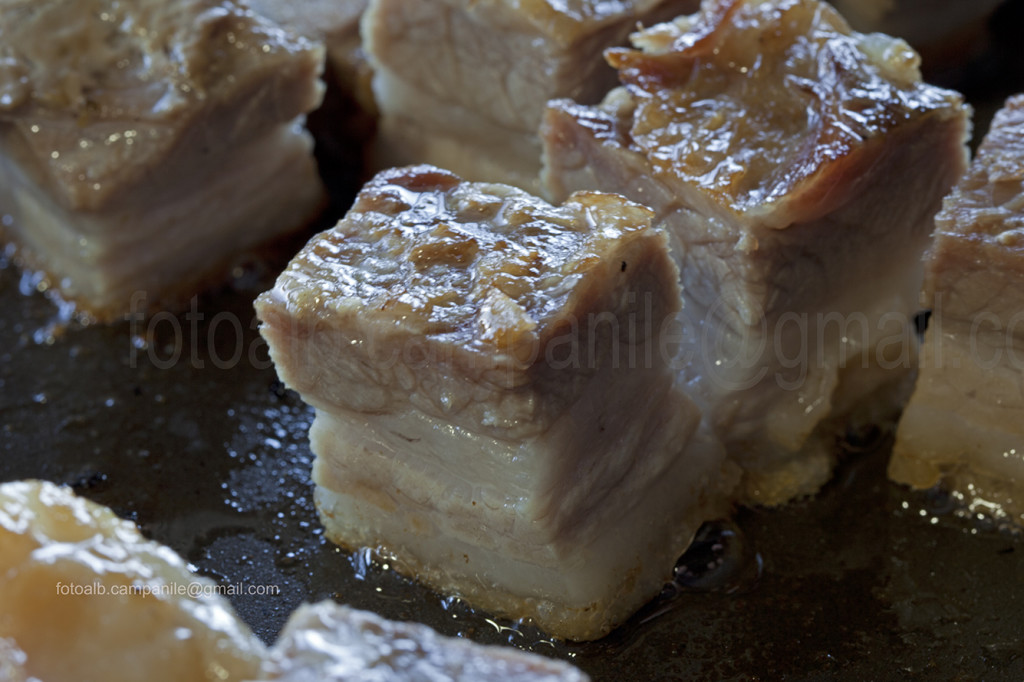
left=605, top=0, right=966, bottom=218
left=266, top=165, right=656, bottom=354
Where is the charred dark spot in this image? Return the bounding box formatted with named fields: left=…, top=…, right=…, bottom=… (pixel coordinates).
left=621, top=261, right=627, bottom=272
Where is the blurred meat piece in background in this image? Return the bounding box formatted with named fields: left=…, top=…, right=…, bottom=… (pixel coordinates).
left=891, top=94, right=1024, bottom=530
left=0, top=480, right=267, bottom=681
left=362, top=0, right=700, bottom=192
left=0, top=0, right=327, bottom=320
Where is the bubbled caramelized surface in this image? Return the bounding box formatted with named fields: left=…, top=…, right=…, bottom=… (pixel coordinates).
left=270, top=165, right=655, bottom=351
left=605, top=0, right=965, bottom=216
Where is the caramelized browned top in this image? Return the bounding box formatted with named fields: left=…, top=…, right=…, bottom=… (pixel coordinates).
left=605, top=0, right=965, bottom=219
left=0, top=0, right=323, bottom=208
left=268, top=165, right=655, bottom=352
left=936, top=94, right=1024, bottom=245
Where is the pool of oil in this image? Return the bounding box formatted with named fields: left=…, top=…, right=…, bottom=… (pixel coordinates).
left=3, top=7, right=1024, bottom=679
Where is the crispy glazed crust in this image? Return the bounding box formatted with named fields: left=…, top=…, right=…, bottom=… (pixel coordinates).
left=601, top=0, right=967, bottom=226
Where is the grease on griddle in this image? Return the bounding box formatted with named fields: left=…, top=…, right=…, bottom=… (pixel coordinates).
left=673, top=520, right=763, bottom=594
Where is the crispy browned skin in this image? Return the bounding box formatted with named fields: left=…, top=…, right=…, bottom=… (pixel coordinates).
left=0, top=0, right=323, bottom=209
left=258, top=164, right=674, bottom=438
left=577, top=0, right=964, bottom=224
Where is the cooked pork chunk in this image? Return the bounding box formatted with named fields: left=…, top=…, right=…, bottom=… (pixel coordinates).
left=256, top=165, right=735, bottom=640
left=263, top=601, right=588, bottom=681
left=890, top=95, right=1024, bottom=529
left=0, top=480, right=265, bottom=682
left=0, top=0, right=326, bottom=320
left=245, top=0, right=372, bottom=110
left=542, top=0, right=970, bottom=504
left=245, top=0, right=367, bottom=74
left=362, top=0, right=699, bottom=192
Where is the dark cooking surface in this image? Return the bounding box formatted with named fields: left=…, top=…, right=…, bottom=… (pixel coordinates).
left=3, top=271, right=1023, bottom=681
left=4, top=6, right=1024, bottom=679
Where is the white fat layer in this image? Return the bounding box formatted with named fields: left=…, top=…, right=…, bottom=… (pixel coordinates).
left=540, top=96, right=965, bottom=503
left=0, top=121, right=322, bottom=314
left=309, top=367, right=731, bottom=637
left=363, top=0, right=692, bottom=190
left=680, top=254, right=922, bottom=452
left=894, top=318, right=1024, bottom=486
left=363, top=0, right=631, bottom=136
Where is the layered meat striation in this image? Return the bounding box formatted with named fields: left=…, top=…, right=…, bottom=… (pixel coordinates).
left=256, top=165, right=734, bottom=640
left=0, top=480, right=592, bottom=680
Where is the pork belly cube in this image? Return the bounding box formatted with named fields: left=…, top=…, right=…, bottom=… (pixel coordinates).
left=362, top=0, right=699, bottom=192
left=891, top=95, right=1024, bottom=529
left=256, top=165, right=734, bottom=641
left=0, top=480, right=265, bottom=682
left=541, top=0, right=970, bottom=504
left=262, top=601, right=589, bottom=681
left=0, top=0, right=327, bottom=320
